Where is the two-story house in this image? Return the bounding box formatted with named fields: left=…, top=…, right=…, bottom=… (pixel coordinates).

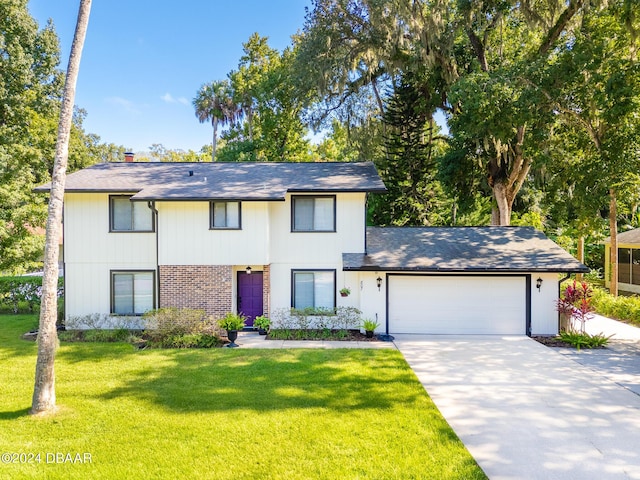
left=36, top=160, right=587, bottom=336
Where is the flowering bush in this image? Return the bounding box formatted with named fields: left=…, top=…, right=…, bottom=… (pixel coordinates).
left=557, top=280, right=595, bottom=333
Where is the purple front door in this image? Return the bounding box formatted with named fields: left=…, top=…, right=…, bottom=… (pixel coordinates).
left=237, top=271, right=263, bottom=327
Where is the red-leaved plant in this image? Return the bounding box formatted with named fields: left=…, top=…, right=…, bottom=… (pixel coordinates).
left=556, top=280, right=594, bottom=333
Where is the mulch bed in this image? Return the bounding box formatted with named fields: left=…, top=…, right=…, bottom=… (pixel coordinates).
left=531, top=336, right=574, bottom=348
left=266, top=330, right=381, bottom=341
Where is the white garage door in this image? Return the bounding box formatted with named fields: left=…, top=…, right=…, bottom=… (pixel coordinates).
left=388, top=275, right=526, bottom=334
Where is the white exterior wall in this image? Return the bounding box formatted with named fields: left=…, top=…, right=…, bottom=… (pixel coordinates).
left=357, top=271, right=387, bottom=333
left=63, top=193, right=156, bottom=321
left=530, top=272, right=560, bottom=335
left=268, top=192, right=366, bottom=312
left=157, top=201, right=270, bottom=265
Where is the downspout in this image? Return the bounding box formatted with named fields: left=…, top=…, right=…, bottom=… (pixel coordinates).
left=148, top=201, right=160, bottom=309
left=364, top=192, right=368, bottom=254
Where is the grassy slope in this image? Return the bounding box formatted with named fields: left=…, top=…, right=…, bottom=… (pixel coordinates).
left=0, top=315, right=485, bottom=479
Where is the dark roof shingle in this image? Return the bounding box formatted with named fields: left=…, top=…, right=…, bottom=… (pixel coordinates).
left=34, top=161, right=386, bottom=200
left=343, top=226, right=589, bottom=273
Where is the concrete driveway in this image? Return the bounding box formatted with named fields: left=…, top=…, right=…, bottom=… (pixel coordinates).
left=393, top=334, right=640, bottom=479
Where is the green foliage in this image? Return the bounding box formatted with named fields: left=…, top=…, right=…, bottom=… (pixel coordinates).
left=590, top=287, right=640, bottom=326
left=361, top=318, right=380, bottom=332
left=1, top=314, right=486, bottom=479
left=253, top=315, right=270, bottom=330
left=216, top=312, right=246, bottom=331
left=0, top=275, right=63, bottom=313
left=143, top=308, right=222, bottom=348
left=0, top=4, right=124, bottom=273
left=558, top=331, right=612, bottom=350
left=371, top=72, right=452, bottom=226
left=270, top=306, right=361, bottom=333
left=59, top=327, right=131, bottom=343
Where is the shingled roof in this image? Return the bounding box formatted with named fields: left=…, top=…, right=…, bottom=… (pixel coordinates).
left=34, top=161, right=387, bottom=200
left=343, top=226, right=589, bottom=273
left=604, top=228, right=640, bottom=245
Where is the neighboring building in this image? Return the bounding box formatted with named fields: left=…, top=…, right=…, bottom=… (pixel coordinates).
left=604, top=228, right=640, bottom=294
left=36, top=161, right=587, bottom=336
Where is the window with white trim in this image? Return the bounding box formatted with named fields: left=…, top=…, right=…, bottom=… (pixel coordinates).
left=111, top=271, right=155, bottom=315
left=210, top=201, right=241, bottom=229
left=110, top=196, right=154, bottom=232
left=292, top=270, right=335, bottom=309
left=292, top=196, right=335, bottom=232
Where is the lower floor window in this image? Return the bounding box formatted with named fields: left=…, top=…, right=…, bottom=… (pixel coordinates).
left=111, top=271, right=155, bottom=315
left=292, top=270, right=335, bottom=310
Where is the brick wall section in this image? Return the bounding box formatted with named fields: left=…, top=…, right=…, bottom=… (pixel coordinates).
left=159, top=265, right=232, bottom=319
left=262, top=264, right=270, bottom=317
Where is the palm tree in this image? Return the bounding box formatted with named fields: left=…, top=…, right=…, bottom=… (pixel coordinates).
left=31, top=0, right=92, bottom=415
left=193, top=80, right=240, bottom=161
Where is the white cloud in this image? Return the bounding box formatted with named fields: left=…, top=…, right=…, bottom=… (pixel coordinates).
left=161, top=92, right=190, bottom=106
left=106, top=96, right=140, bottom=114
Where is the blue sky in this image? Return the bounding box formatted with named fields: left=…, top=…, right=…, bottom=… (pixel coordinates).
left=27, top=1, right=312, bottom=153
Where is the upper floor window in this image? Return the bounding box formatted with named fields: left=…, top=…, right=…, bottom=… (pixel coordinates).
left=110, top=196, right=154, bottom=232
left=291, top=196, right=335, bottom=232
left=210, top=201, right=241, bottom=229
left=111, top=270, right=155, bottom=315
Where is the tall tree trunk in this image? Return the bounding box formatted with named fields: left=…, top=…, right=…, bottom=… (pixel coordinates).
left=31, top=0, right=92, bottom=415
left=576, top=235, right=585, bottom=282
left=492, top=181, right=512, bottom=226
left=212, top=117, right=218, bottom=161
left=609, top=188, right=618, bottom=297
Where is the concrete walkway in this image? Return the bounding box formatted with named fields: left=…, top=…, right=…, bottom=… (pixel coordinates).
left=394, top=333, right=640, bottom=480
left=233, top=331, right=396, bottom=349
left=558, top=314, right=640, bottom=397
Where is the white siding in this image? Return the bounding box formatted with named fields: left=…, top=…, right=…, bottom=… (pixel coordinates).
left=530, top=272, right=560, bottom=335
left=64, top=193, right=157, bottom=322
left=267, top=193, right=366, bottom=313
left=157, top=201, right=269, bottom=265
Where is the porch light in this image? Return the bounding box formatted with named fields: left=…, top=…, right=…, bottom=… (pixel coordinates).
left=376, top=276, right=382, bottom=291
left=246, top=266, right=252, bottom=275
left=536, top=277, right=543, bottom=291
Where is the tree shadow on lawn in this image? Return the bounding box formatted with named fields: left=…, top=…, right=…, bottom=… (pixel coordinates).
left=91, top=349, right=422, bottom=413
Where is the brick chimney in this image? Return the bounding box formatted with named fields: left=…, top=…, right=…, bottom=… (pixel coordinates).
left=124, top=152, right=134, bottom=163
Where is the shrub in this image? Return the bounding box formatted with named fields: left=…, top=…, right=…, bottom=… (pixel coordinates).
left=0, top=276, right=64, bottom=313
left=558, top=331, right=612, bottom=350
left=143, top=308, right=223, bottom=348
left=158, top=333, right=221, bottom=349
left=557, top=280, right=594, bottom=333
left=588, top=285, right=640, bottom=326
left=58, top=327, right=132, bottom=343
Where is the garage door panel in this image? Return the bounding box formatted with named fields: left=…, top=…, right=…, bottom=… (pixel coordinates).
left=389, top=275, right=526, bottom=334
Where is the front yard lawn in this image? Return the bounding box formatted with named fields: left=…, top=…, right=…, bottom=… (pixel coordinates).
left=0, top=315, right=485, bottom=479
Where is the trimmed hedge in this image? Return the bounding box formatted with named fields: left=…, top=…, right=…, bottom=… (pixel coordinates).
left=0, top=276, right=64, bottom=314
left=590, top=287, right=640, bottom=326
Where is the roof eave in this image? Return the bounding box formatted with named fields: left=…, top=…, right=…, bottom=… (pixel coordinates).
left=342, top=265, right=590, bottom=273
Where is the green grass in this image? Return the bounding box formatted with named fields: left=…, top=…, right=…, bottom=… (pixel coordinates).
left=0, top=315, right=485, bottom=480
